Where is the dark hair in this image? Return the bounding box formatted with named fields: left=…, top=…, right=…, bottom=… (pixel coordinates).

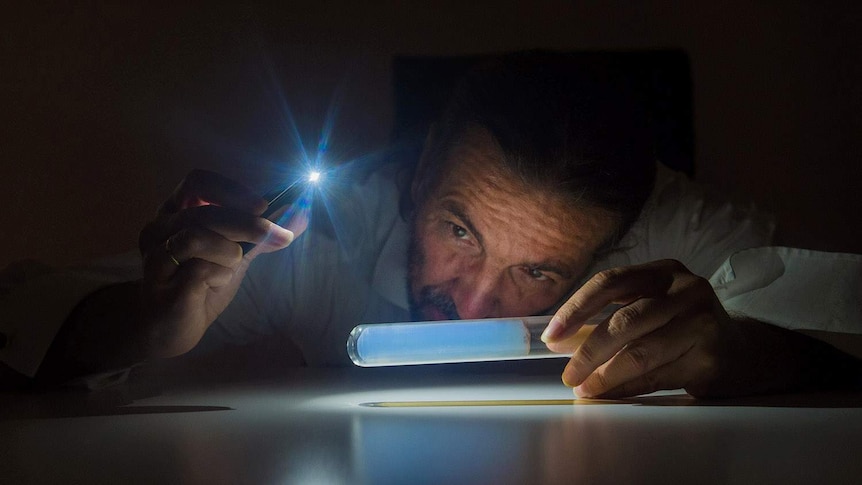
left=411, top=51, right=657, bottom=247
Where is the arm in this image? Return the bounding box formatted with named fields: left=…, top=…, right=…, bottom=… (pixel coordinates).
left=547, top=168, right=860, bottom=398
left=796, top=330, right=862, bottom=359
left=36, top=281, right=144, bottom=382
left=10, top=170, right=298, bottom=384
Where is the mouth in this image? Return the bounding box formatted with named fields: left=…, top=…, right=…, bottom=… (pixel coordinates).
left=423, top=305, right=451, bottom=322
left=411, top=286, right=460, bottom=322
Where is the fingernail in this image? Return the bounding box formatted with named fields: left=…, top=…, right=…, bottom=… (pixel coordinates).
left=540, top=315, right=563, bottom=343
left=573, top=385, right=592, bottom=399
left=561, top=363, right=578, bottom=387
left=268, top=227, right=294, bottom=246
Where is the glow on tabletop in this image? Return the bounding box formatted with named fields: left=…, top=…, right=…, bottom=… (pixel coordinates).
left=3, top=365, right=862, bottom=485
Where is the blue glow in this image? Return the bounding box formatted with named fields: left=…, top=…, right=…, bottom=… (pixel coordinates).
left=235, top=50, right=411, bottom=287
left=350, top=320, right=531, bottom=366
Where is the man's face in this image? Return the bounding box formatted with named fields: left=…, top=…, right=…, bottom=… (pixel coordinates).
left=408, top=129, right=620, bottom=321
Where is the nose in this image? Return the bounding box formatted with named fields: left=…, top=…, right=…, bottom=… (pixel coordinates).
left=450, top=264, right=502, bottom=319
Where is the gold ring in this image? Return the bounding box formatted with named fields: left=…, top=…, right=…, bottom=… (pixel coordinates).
left=165, top=238, right=181, bottom=266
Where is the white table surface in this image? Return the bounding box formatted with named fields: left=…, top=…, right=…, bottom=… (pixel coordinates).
left=3, top=360, right=861, bottom=484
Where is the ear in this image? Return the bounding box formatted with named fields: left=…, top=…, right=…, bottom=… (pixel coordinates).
left=411, top=123, right=438, bottom=205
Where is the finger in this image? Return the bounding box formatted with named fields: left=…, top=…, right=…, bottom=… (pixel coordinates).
left=542, top=260, right=678, bottom=342
left=165, top=205, right=294, bottom=248
left=544, top=324, right=597, bottom=354
left=583, top=361, right=685, bottom=399
left=282, top=206, right=310, bottom=239
left=159, top=169, right=267, bottom=215
left=145, top=226, right=259, bottom=283
left=168, top=227, right=244, bottom=268
left=248, top=206, right=308, bottom=256
left=173, top=258, right=236, bottom=291
left=571, top=317, right=695, bottom=396
left=142, top=237, right=184, bottom=282
left=561, top=292, right=693, bottom=387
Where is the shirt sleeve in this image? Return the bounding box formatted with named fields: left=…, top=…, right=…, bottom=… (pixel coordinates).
left=710, top=247, right=862, bottom=334
left=0, top=252, right=141, bottom=377
left=606, top=164, right=776, bottom=278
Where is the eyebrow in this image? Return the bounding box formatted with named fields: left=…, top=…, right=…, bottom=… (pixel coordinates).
left=441, top=199, right=484, bottom=246
left=440, top=199, right=577, bottom=281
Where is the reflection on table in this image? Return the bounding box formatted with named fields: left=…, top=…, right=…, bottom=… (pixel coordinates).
left=2, top=360, right=861, bottom=484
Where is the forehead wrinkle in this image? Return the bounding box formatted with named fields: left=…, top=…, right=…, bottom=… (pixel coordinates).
left=439, top=178, right=591, bottom=277
left=429, top=126, right=618, bottom=279
left=446, top=168, right=594, bottom=249
left=441, top=137, right=589, bottom=231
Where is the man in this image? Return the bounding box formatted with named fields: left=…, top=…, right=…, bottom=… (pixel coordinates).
left=2, top=52, right=860, bottom=396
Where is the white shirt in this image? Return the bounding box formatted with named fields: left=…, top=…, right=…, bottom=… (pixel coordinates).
left=2, top=162, right=859, bottom=377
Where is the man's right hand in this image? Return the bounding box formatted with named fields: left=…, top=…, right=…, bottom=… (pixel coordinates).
left=135, top=169, right=297, bottom=359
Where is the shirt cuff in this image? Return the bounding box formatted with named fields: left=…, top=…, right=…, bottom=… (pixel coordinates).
left=710, top=247, right=862, bottom=334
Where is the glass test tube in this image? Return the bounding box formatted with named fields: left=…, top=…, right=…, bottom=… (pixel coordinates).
left=347, top=315, right=600, bottom=367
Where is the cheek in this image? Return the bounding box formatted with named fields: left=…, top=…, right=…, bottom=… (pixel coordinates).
left=501, top=285, right=569, bottom=317
left=537, top=286, right=571, bottom=312
left=414, top=224, right=465, bottom=285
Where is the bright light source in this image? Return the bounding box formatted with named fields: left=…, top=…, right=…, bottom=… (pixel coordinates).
left=308, top=171, right=322, bottom=183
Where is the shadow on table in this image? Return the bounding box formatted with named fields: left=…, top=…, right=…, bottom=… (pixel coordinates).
left=622, top=391, right=862, bottom=408
left=0, top=337, right=303, bottom=421
left=0, top=378, right=232, bottom=420
left=3, top=350, right=860, bottom=419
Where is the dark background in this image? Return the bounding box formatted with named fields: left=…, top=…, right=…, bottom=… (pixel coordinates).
left=2, top=1, right=860, bottom=269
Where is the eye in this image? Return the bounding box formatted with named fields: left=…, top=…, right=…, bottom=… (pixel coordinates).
left=449, top=223, right=470, bottom=240
left=524, top=266, right=550, bottom=281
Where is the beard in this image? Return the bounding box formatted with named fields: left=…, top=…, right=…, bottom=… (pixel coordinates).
left=406, top=217, right=460, bottom=322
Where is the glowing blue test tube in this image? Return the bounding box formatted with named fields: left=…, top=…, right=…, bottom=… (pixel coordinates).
left=347, top=316, right=600, bottom=367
